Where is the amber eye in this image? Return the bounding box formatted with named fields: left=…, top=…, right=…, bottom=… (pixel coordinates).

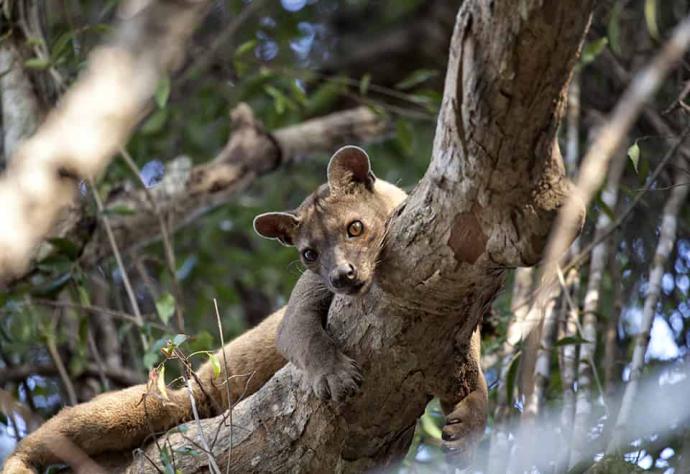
left=302, top=248, right=318, bottom=262
left=347, top=220, right=364, bottom=238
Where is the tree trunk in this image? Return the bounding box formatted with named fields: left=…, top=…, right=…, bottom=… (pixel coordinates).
left=110, top=1, right=592, bottom=472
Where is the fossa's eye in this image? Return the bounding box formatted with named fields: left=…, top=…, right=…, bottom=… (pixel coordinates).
left=347, top=220, right=364, bottom=238
left=302, top=248, right=318, bottom=262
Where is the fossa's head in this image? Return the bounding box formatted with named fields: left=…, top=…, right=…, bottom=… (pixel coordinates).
left=254, top=146, right=405, bottom=295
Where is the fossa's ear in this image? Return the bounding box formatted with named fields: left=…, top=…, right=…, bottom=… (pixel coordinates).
left=327, top=145, right=375, bottom=194
left=253, top=211, right=299, bottom=246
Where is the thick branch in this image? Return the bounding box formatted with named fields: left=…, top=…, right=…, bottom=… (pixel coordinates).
left=0, top=0, right=210, bottom=284
left=114, top=1, right=593, bottom=472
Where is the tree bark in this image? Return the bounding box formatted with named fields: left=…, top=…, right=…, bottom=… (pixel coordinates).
left=111, top=1, right=592, bottom=472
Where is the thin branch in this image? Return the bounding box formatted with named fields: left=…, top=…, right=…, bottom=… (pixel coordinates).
left=46, top=313, right=78, bottom=406
left=537, top=13, right=690, bottom=310
left=570, top=144, right=626, bottom=463
left=120, top=148, right=185, bottom=333
left=606, top=161, right=690, bottom=454
left=563, top=125, right=690, bottom=275
left=176, top=355, right=221, bottom=474
left=213, top=298, right=233, bottom=474
left=90, top=181, right=149, bottom=351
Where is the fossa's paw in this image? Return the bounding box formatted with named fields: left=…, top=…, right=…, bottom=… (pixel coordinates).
left=440, top=393, right=487, bottom=467
left=307, top=352, right=362, bottom=402
left=441, top=417, right=483, bottom=467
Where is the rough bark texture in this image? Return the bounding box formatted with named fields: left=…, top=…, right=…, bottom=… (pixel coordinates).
left=111, top=1, right=592, bottom=472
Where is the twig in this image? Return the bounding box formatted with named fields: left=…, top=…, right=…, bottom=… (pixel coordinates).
left=30, top=297, right=164, bottom=329
left=213, top=298, right=233, bottom=474
left=46, top=312, right=78, bottom=405
left=90, top=181, right=149, bottom=351
left=606, top=162, right=689, bottom=454
left=120, top=148, right=185, bottom=333
left=563, top=125, right=690, bottom=275
left=537, top=13, right=690, bottom=313
left=87, top=327, right=111, bottom=391
left=556, top=267, right=607, bottom=410
left=180, top=365, right=221, bottom=474
left=177, top=0, right=267, bottom=86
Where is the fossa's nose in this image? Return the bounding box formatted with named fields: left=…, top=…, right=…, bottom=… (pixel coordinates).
left=330, top=263, right=357, bottom=289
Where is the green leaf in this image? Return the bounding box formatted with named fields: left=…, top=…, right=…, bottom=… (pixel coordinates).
left=24, top=57, right=50, bottom=70
left=143, top=352, right=159, bottom=370
left=395, top=69, right=438, bottom=90
left=174, top=446, right=201, bottom=457
left=51, top=32, right=74, bottom=60
left=264, top=85, right=297, bottom=115
left=234, top=39, right=257, bottom=58
left=47, top=238, right=80, bottom=260
left=395, top=119, right=414, bottom=154
left=155, top=293, right=176, bottom=325
left=359, top=73, right=371, bottom=96
left=155, top=76, right=171, bottom=109
left=304, top=81, right=344, bottom=115
left=159, top=445, right=175, bottom=474
left=420, top=411, right=442, bottom=440
left=644, top=0, right=659, bottom=41
left=505, top=351, right=521, bottom=406
left=596, top=194, right=616, bottom=221
left=77, top=285, right=91, bottom=307
left=140, top=108, right=168, bottom=135
left=208, top=352, right=221, bottom=379
left=554, top=335, right=592, bottom=347
left=103, top=204, right=136, bottom=216
left=627, top=141, right=640, bottom=174
left=172, top=334, right=188, bottom=346
left=607, top=2, right=622, bottom=55
left=580, top=37, right=608, bottom=66
left=31, top=272, right=72, bottom=297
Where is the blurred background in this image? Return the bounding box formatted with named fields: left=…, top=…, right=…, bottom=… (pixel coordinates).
left=0, top=1, right=689, bottom=472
